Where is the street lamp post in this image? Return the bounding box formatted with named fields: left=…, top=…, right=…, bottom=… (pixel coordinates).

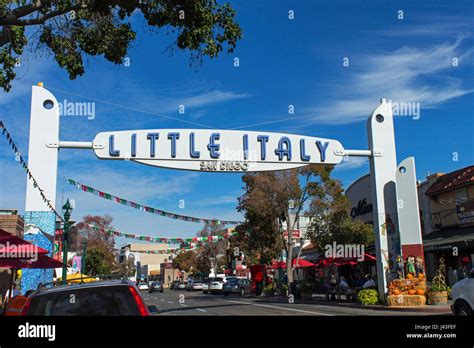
left=61, top=199, right=72, bottom=285
left=81, top=240, right=87, bottom=282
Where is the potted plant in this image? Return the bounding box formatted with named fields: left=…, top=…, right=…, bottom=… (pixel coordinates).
left=428, top=257, right=450, bottom=305
left=357, top=289, right=379, bottom=305
left=274, top=283, right=288, bottom=296
left=263, top=283, right=274, bottom=296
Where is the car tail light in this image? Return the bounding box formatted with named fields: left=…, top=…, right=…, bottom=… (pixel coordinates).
left=19, top=296, right=32, bottom=316
left=128, top=286, right=150, bottom=316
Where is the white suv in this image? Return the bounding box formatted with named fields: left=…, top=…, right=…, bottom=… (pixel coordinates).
left=451, top=269, right=474, bottom=316
left=209, top=276, right=238, bottom=294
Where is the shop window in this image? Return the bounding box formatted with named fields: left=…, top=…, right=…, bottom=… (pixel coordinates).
left=455, top=187, right=468, bottom=204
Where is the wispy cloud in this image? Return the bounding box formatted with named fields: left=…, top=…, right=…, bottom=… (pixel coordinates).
left=308, top=38, right=474, bottom=124
left=334, top=157, right=368, bottom=171
left=377, top=18, right=472, bottom=38
left=196, top=194, right=240, bottom=207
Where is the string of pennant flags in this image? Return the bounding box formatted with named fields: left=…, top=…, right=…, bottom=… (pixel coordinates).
left=0, top=121, right=65, bottom=223
left=0, top=120, right=242, bottom=227
left=67, top=178, right=243, bottom=226
left=88, top=223, right=237, bottom=244
left=130, top=243, right=210, bottom=255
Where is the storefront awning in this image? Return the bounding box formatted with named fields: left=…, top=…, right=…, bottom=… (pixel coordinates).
left=300, top=250, right=323, bottom=263
left=423, top=226, right=474, bottom=251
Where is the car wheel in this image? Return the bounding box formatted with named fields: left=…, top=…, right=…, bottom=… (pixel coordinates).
left=240, top=288, right=245, bottom=296
left=455, top=301, right=473, bottom=316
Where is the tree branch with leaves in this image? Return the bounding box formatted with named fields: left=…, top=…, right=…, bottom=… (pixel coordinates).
left=0, top=0, right=242, bottom=91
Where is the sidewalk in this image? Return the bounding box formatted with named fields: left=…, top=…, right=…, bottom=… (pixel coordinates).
left=248, top=294, right=453, bottom=314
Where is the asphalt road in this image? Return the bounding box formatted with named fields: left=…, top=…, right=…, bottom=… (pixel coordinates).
left=142, top=289, right=446, bottom=316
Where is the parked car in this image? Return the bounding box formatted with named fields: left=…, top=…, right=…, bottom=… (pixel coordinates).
left=177, top=282, right=187, bottom=290
left=202, top=279, right=211, bottom=294
left=451, top=269, right=474, bottom=316
left=209, top=276, right=238, bottom=294
left=137, top=282, right=149, bottom=291
left=149, top=281, right=164, bottom=293
left=223, top=278, right=251, bottom=296
left=19, top=280, right=158, bottom=316
left=170, top=281, right=181, bottom=290
left=186, top=281, right=203, bottom=291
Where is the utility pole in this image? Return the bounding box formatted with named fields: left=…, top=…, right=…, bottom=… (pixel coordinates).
left=61, top=199, right=72, bottom=285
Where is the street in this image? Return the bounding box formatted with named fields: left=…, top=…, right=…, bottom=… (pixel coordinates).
left=142, top=289, right=449, bottom=316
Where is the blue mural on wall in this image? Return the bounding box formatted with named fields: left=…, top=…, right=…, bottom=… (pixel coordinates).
left=21, top=211, right=55, bottom=294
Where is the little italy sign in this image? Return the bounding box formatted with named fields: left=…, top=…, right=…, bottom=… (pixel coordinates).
left=93, top=129, right=346, bottom=172
left=24, top=85, right=425, bottom=301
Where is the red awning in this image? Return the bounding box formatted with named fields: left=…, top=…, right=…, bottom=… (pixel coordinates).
left=315, top=253, right=376, bottom=267
left=292, top=258, right=316, bottom=268
left=0, top=229, right=49, bottom=257
left=268, top=260, right=287, bottom=269
left=0, top=255, right=66, bottom=269
left=268, top=259, right=316, bottom=269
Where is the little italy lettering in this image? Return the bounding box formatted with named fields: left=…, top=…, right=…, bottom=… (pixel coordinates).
left=93, top=129, right=345, bottom=172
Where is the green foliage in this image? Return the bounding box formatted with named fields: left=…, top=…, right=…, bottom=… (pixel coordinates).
left=112, top=256, right=136, bottom=278
left=70, top=215, right=117, bottom=276
left=172, top=250, right=197, bottom=273
left=84, top=244, right=115, bottom=276
left=357, top=289, right=379, bottom=305
left=0, top=25, right=27, bottom=91
left=0, top=0, right=242, bottom=91
left=235, top=172, right=287, bottom=265
left=429, top=256, right=450, bottom=293
left=304, top=167, right=374, bottom=252
left=264, top=283, right=274, bottom=292
left=195, top=223, right=229, bottom=275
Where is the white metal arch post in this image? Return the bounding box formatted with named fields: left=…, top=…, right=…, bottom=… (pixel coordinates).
left=24, top=85, right=424, bottom=301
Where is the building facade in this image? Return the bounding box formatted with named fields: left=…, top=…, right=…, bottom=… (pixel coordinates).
left=0, top=209, right=25, bottom=301
left=345, top=165, right=474, bottom=285
left=118, top=243, right=172, bottom=282
left=422, top=165, right=474, bottom=284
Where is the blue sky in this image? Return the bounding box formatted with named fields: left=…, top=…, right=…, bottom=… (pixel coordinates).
left=1, top=0, right=473, bottom=247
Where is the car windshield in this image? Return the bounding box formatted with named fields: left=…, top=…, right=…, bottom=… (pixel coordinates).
left=226, top=278, right=239, bottom=283
left=213, top=278, right=223, bottom=282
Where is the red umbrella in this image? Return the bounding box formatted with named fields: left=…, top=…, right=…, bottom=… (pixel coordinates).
left=292, top=258, right=316, bottom=268
left=0, top=229, right=49, bottom=257
left=268, top=259, right=316, bottom=269
left=268, top=260, right=287, bottom=269
left=0, top=255, right=66, bottom=268
left=315, top=252, right=377, bottom=267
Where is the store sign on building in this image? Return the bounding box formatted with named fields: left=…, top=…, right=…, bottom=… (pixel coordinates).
left=283, top=230, right=301, bottom=239
left=350, top=198, right=373, bottom=218
left=457, top=201, right=474, bottom=225
left=93, top=129, right=345, bottom=172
